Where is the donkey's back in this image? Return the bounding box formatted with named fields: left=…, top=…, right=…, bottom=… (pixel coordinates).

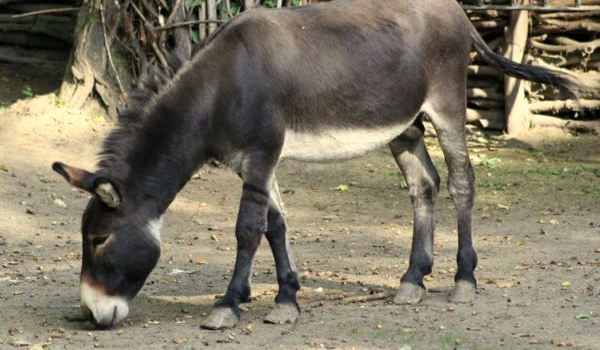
left=188, top=0, right=472, bottom=163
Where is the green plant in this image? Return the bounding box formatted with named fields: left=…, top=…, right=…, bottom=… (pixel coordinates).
left=22, top=86, right=34, bottom=98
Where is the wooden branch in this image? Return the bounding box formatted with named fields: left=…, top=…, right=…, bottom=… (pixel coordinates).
left=153, top=19, right=226, bottom=31
left=100, top=2, right=125, bottom=95
left=469, top=98, right=504, bottom=109
left=467, top=108, right=506, bottom=130
left=165, top=0, right=183, bottom=26
left=468, top=78, right=502, bottom=89
left=0, top=31, right=69, bottom=49
left=0, top=46, right=67, bottom=64
left=531, top=114, right=600, bottom=134
left=538, top=10, right=600, bottom=19
left=529, top=99, right=600, bottom=113
left=473, top=19, right=508, bottom=29
left=530, top=37, right=600, bottom=54
left=11, top=7, right=80, bottom=19
left=468, top=65, right=503, bottom=78
left=467, top=87, right=504, bottom=100
left=532, top=18, right=600, bottom=33
left=0, top=15, right=74, bottom=43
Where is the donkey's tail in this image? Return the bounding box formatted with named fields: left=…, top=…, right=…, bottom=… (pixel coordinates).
left=470, top=23, right=597, bottom=94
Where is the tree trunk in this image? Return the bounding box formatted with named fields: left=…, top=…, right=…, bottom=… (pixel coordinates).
left=59, top=0, right=130, bottom=118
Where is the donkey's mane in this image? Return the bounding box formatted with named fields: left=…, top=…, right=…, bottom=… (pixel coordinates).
left=96, top=64, right=175, bottom=179
left=96, top=19, right=236, bottom=179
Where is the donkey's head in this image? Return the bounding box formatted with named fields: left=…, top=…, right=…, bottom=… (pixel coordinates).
left=52, top=162, right=161, bottom=328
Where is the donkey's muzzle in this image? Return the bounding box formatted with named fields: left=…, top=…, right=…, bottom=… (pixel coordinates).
left=80, top=282, right=129, bottom=328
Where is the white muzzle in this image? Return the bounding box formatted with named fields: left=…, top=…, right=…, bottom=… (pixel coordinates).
left=80, top=281, right=129, bottom=327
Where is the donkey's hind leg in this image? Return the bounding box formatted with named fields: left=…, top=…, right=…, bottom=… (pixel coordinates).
left=424, top=102, right=478, bottom=304
left=389, top=124, right=440, bottom=305
left=264, top=179, right=301, bottom=324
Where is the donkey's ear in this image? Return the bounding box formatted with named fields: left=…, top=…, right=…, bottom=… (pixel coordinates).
left=94, top=180, right=121, bottom=208
left=52, top=162, right=122, bottom=208
left=52, top=162, right=97, bottom=191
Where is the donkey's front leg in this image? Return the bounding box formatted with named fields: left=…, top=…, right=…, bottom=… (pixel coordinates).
left=264, top=179, right=300, bottom=324
left=201, top=180, right=271, bottom=330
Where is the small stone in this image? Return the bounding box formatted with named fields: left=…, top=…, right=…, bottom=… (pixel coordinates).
left=53, top=199, right=67, bottom=208
left=314, top=287, right=323, bottom=293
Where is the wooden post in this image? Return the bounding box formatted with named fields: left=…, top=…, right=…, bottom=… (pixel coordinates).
left=207, top=0, right=217, bottom=34
left=504, top=0, right=530, bottom=135
left=199, top=1, right=206, bottom=40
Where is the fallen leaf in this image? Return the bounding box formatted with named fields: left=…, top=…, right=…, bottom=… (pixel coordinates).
left=561, top=281, right=571, bottom=289
left=497, top=204, right=510, bottom=210
left=575, top=312, right=592, bottom=320
left=497, top=281, right=513, bottom=289
left=333, top=184, right=349, bottom=192
left=245, top=323, right=254, bottom=333
left=194, top=257, right=208, bottom=265
left=9, top=339, right=30, bottom=347
left=549, top=219, right=559, bottom=226
left=0, top=164, right=8, bottom=172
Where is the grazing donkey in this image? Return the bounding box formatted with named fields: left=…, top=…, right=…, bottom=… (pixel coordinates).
left=53, top=0, right=587, bottom=329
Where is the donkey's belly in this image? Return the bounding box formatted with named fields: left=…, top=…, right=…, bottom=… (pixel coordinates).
left=280, top=123, right=410, bottom=162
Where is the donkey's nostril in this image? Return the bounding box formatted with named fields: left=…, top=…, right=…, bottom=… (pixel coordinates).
left=81, top=303, right=92, bottom=320
left=111, top=305, right=118, bottom=325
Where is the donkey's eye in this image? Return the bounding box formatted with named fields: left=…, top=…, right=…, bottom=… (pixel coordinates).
left=91, top=236, right=109, bottom=249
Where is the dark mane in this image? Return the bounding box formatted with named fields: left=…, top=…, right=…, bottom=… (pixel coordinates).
left=96, top=16, right=244, bottom=179
left=96, top=64, right=174, bottom=179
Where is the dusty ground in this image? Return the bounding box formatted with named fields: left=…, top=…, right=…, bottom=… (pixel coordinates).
left=0, top=68, right=599, bottom=349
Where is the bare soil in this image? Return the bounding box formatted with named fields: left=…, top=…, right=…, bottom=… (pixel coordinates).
left=1, top=74, right=599, bottom=349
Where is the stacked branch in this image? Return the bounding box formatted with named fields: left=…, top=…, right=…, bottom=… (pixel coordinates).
left=461, top=0, right=600, bottom=134
left=0, top=0, right=76, bottom=64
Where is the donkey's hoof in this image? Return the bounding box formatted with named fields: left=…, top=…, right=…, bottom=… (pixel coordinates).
left=264, top=303, right=300, bottom=324
left=393, top=283, right=425, bottom=305
left=449, top=280, right=476, bottom=304
left=200, top=307, right=239, bottom=330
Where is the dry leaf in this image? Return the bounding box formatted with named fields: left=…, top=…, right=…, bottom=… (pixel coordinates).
left=334, top=184, right=349, bottom=192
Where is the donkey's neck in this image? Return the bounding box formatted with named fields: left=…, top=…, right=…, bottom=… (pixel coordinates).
left=121, top=93, right=212, bottom=215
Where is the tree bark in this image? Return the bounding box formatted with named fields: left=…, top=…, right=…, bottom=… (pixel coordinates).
left=59, top=0, right=130, bottom=118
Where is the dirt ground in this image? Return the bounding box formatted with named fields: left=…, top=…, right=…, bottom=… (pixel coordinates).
left=1, top=65, right=599, bottom=349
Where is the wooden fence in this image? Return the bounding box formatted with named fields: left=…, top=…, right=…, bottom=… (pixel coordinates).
left=0, top=0, right=598, bottom=133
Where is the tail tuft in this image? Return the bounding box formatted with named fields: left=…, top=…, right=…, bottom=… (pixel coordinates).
left=470, top=23, right=597, bottom=96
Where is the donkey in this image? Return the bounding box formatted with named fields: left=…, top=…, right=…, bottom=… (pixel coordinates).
left=53, top=0, right=588, bottom=329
